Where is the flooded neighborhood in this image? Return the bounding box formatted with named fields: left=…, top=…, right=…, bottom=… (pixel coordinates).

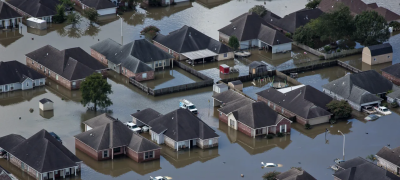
left=1, top=0, right=400, bottom=179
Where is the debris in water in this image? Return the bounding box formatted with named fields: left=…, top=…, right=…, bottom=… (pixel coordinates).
left=366, top=133, right=368, bottom=134
left=29, top=108, right=34, bottom=113
left=388, top=144, right=390, bottom=147
left=298, top=162, right=301, bottom=164
left=32, top=38, right=34, bottom=40
left=19, top=117, right=21, bottom=119
left=241, top=174, right=244, bottom=177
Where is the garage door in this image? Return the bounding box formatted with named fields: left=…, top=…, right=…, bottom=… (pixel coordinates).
left=97, top=8, right=117, bottom=16
left=308, top=116, right=329, bottom=125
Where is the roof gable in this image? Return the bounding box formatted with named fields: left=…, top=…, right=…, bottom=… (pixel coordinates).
left=131, top=108, right=162, bottom=125
left=0, top=2, right=22, bottom=20
left=80, top=0, right=116, bottom=9
left=7, top=0, right=59, bottom=17
left=376, top=146, right=400, bottom=167
left=233, top=102, right=284, bottom=128
left=0, top=60, right=45, bottom=85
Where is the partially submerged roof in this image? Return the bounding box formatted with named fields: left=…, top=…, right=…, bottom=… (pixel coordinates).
left=91, top=38, right=172, bottom=74
left=39, top=98, right=53, bottom=104
left=26, top=45, right=106, bottom=81
left=6, top=0, right=59, bottom=17
left=218, top=12, right=292, bottom=46
left=387, top=89, right=400, bottom=100
left=367, top=43, right=393, bottom=56
left=276, top=168, right=317, bottom=180
left=256, top=85, right=332, bottom=119
left=249, top=61, right=267, bottom=69
left=376, top=146, right=400, bottom=167
left=83, top=113, right=116, bottom=128
left=233, top=102, right=287, bottom=129
left=0, top=2, right=22, bottom=20
left=229, top=80, right=242, bottom=85
left=382, top=63, right=400, bottom=79
left=0, top=60, right=45, bottom=86
left=0, top=130, right=81, bottom=173
left=181, top=49, right=218, bottom=60
left=0, top=134, right=26, bottom=152
left=213, top=89, right=246, bottom=104
left=130, top=108, right=163, bottom=125
left=154, top=25, right=231, bottom=54
left=218, top=97, right=254, bottom=114
left=148, top=109, right=219, bottom=141
left=80, top=0, right=116, bottom=10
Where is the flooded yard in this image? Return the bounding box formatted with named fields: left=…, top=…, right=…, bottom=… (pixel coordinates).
left=1, top=0, right=400, bottom=179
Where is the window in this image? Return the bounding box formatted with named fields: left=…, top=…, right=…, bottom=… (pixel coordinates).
left=144, top=151, right=153, bottom=159
left=374, top=58, right=376, bottom=61
left=26, top=82, right=29, bottom=86
left=125, top=69, right=127, bottom=74
left=388, top=56, right=390, bottom=58
left=267, top=101, right=270, bottom=106
left=273, top=104, right=276, bottom=110
left=158, top=61, right=162, bottom=67
left=114, top=147, right=121, bottom=153
left=281, top=108, right=284, bottom=114
left=103, top=150, right=108, bottom=158
left=40, top=65, right=42, bottom=69
left=56, top=75, right=59, bottom=80
left=142, top=73, right=147, bottom=79
left=224, top=53, right=227, bottom=57
left=55, top=171, right=58, bottom=175
left=219, top=112, right=222, bottom=116
left=32, top=61, right=34, bottom=65
left=149, top=151, right=153, bottom=158
left=208, top=139, right=213, bottom=146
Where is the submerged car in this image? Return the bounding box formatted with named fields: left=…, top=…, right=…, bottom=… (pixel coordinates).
left=125, top=122, right=142, bottom=133
left=375, top=106, right=392, bottom=115
left=334, top=159, right=345, bottom=164
left=364, top=114, right=380, bottom=121
left=49, top=132, right=62, bottom=144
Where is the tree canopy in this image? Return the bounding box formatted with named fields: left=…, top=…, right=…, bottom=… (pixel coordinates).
left=83, top=8, right=99, bottom=25
left=249, top=5, right=267, bottom=17
left=53, top=4, right=66, bottom=23
left=141, top=25, right=160, bottom=41
left=80, top=73, right=113, bottom=111
left=317, top=5, right=354, bottom=42
left=228, top=36, right=240, bottom=51
left=305, top=0, right=321, bottom=9
left=327, top=100, right=352, bottom=120
left=353, top=11, right=390, bottom=46
left=262, top=171, right=281, bottom=180
left=66, top=12, right=82, bottom=27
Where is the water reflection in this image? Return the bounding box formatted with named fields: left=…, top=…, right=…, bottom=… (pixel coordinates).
left=121, top=11, right=146, bottom=26
left=39, top=109, right=54, bottom=119
left=144, top=2, right=194, bottom=21
left=0, top=86, right=46, bottom=106
left=292, top=120, right=352, bottom=139
left=76, top=149, right=161, bottom=176
left=27, top=23, right=68, bottom=36
left=46, top=79, right=81, bottom=103
left=196, top=0, right=230, bottom=9
left=161, top=145, right=219, bottom=168
left=0, top=29, right=23, bottom=47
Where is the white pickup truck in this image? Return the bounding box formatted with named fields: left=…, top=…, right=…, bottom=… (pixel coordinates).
left=125, top=122, right=142, bottom=133
left=179, top=99, right=198, bottom=114
left=150, top=176, right=168, bottom=180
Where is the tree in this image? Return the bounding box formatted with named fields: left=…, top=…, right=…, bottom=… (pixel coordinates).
left=305, top=0, right=321, bottom=9
left=140, top=25, right=160, bottom=41
left=366, top=154, right=377, bottom=162
left=389, top=21, right=400, bottom=31
left=353, top=11, right=390, bottom=46
left=317, top=5, right=355, bottom=43
left=66, top=12, right=81, bottom=27
left=53, top=4, right=66, bottom=23
left=262, top=171, right=281, bottom=180
left=293, top=24, right=317, bottom=47
left=228, top=36, right=240, bottom=51
left=327, top=100, right=352, bottom=120
left=80, top=73, right=113, bottom=111
left=60, top=0, right=73, bottom=9
left=83, top=8, right=99, bottom=25
left=249, top=5, right=267, bottom=17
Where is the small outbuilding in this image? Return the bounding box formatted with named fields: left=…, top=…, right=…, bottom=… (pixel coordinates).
left=213, top=83, right=228, bottom=93
left=39, top=98, right=53, bottom=111
left=249, top=61, right=268, bottom=75
left=362, top=43, right=393, bottom=65
left=220, top=64, right=230, bottom=74
left=26, top=17, right=47, bottom=30
left=228, top=80, right=243, bottom=91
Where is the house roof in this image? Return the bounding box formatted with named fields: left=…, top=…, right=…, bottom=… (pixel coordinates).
left=215, top=83, right=228, bottom=89
left=322, top=70, right=393, bottom=97
left=367, top=43, right=393, bottom=56
left=0, top=2, right=22, bottom=20
left=0, top=130, right=81, bottom=173
left=75, top=114, right=160, bottom=152
left=229, top=80, right=242, bottom=85
left=387, top=89, right=400, bottom=100
left=232, top=102, right=287, bottom=129
left=0, top=165, right=12, bottom=180
left=218, top=12, right=292, bottom=45
left=39, top=98, right=53, bottom=104
left=0, top=134, right=26, bottom=152
left=0, top=60, right=45, bottom=86
left=130, top=108, right=163, bottom=125
left=382, top=63, right=400, bottom=79
left=376, top=146, right=400, bottom=167
left=26, top=45, right=106, bottom=81
left=256, top=85, right=332, bottom=119
left=91, top=38, right=172, bottom=74
left=249, top=61, right=267, bottom=69
left=318, top=0, right=400, bottom=22
left=6, top=0, right=59, bottom=17
left=212, top=89, right=246, bottom=104
left=276, top=168, right=317, bottom=180
left=264, top=8, right=324, bottom=33
left=334, top=157, right=400, bottom=180
left=82, top=113, right=115, bottom=128
left=181, top=49, right=218, bottom=60
left=147, top=109, right=219, bottom=141
left=154, top=25, right=231, bottom=54
left=80, top=0, right=116, bottom=10
left=218, top=97, right=254, bottom=114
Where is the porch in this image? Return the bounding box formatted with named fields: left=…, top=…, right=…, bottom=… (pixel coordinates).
left=0, top=17, right=22, bottom=29
left=181, top=49, right=217, bottom=66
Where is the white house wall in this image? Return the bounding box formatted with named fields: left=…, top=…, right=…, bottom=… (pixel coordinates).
left=227, top=113, right=238, bottom=130
left=97, top=8, right=117, bottom=16
left=271, top=43, right=292, bottom=53
left=21, top=78, right=33, bottom=90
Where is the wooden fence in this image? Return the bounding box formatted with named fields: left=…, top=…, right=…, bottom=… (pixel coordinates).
left=220, top=71, right=275, bottom=84
left=293, top=42, right=363, bottom=60
left=337, top=60, right=363, bottom=73
left=280, top=60, right=362, bottom=75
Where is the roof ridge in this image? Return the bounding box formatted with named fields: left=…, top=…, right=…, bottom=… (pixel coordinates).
left=96, top=124, right=109, bottom=150
left=177, top=26, right=190, bottom=53
left=38, top=136, right=49, bottom=172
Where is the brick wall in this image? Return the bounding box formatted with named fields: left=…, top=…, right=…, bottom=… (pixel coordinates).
left=75, top=139, right=100, bottom=160
left=127, top=149, right=160, bottom=163
left=276, top=118, right=291, bottom=133
left=134, top=71, right=155, bottom=81
left=382, top=71, right=400, bottom=86
left=90, top=49, right=108, bottom=66
left=237, top=122, right=252, bottom=137
left=219, top=112, right=228, bottom=124
left=153, top=41, right=181, bottom=60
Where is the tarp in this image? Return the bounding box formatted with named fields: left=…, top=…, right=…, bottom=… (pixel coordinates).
left=182, top=49, right=218, bottom=60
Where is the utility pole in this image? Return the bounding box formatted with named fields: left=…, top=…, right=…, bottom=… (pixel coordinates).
left=117, top=14, right=123, bottom=45
left=338, top=130, right=345, bottom=160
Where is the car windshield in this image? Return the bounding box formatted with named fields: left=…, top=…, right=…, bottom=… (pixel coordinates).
left=382, top=108, right=388, bottom=112
left=188, top=105, right=196, bottom=110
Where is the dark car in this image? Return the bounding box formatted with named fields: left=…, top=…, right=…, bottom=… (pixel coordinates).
left=49, top=132, right=62, bottom=144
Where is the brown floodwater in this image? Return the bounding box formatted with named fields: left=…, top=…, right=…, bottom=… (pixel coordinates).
left=1, top=0, right=400, bottom=179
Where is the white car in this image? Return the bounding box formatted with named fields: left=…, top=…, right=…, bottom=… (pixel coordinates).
left=125, top=122, right=142, bottom=133
left=364, top=114, right=380, bottom=121
left=150, top=176, right=168, bottom=180
left=374, top=106, right=392, bottom=115
left=261, top=162, right=277, bottom=168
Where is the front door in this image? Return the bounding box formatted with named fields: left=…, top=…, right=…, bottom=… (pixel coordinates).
left=190, top=140, right=193, bottom=148
left=280, top=125, right=286, bottom=133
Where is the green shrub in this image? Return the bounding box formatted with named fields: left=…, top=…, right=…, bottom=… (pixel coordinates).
left=390, top=102, right=399, bottom=108
left=305, top=0, right=321, bottom=9
left=285, top=32, right=292, bottom=39
left=277, top=132, right=284, bottom=137
left=381, top=102, right=388, bottom=107
left=329, top=119, right=337, bottom=124
left=266, top=134, right=274, bottom=139
left=337, top=49, right=341, bottom=52
left=305, top=123, right=311, bottom=129
left=323, top=45, right=331, bottom=52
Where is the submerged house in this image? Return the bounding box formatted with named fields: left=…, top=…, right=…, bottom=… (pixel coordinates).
left=147, top=109, right=219, bottom=151
left=257, top=85, right=332, bottom=125
left=362, top=43, right=393, bottom=65
left=72, top=0, right=117, bottom=15
left=91, top=38, right=173, bottom=81
left=0, top=60, right=45, bottom=93
left=376, top=146, right=400, bottom=175
left=153, top=25, right=233, bottom=63
left=212, top=89, right=247, bottom=107
left=322, top=70, right=393, bottom=111
left=218, top=12, right=292, bottom=53
left=75, top=114, right=161, bottom=162
left=131, top=108, right=163, bottom=127
left=0, top=2, right=22, bottom=29
left=4, top=0, right=60, bottom=22
left=382, top=63, right=400, bottom=86
left=276, top=168, right=317, bottom=180
left=26, top=45, right=107, bottom=90
left=249, top=61, right=268, bottom=75
left=0, top=129, right=82, bottom=180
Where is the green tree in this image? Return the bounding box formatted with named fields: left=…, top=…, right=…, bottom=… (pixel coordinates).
left=327, top=100, right=352, bottom=120
left=80, top=73, right=113, bottom=111
left=53, top=4, right=66, bottom=23
left=305, top=0, right=321, bottom=9
left=262, top=171, right=281, bottom=180
left=140, top=25, right=160, bottom=41
left=318, top=5, right=355, bottom=43
left=83, top=8, right=99, bottom=25
left=366, top=154, right=377, bottom=162
left=60, top=0, right=73, bottom=8
left=228, top=36, right=240, bottom=51
left=353, top=11, right=390, bottom=46
left=389, top=21, right=400, bottom=30
left=249, top=5, right=267, bottom=17
left=293, top=24, right=317, bottom=47
left=66, top=12, right=81, bottom=27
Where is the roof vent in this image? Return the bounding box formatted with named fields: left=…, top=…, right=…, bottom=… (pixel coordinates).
left=271, top=19, right=273, bottom=21
left=342, top=82, right=345, bottom=85
left=306, top=15, right=308, bottom=20
left=172, top=117, right=174, bottom=119
left=46, top=53, right=48, bottom=56
left=189, top=32, right=191, bottom=36
left=115, top=53, right=117, bottom=55
left=90, top=133, right=94, bottom=136
left=233, top=27, right=236, bottom=30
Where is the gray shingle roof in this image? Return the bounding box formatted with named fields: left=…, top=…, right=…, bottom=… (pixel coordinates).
left=376, top=146, right=400, bottom=167
left=0, top=2, right=21, bottom=20
left=232, top=102, right=287, bottom=129
left=0, top=130, right=81, bottom=173
left=387, top=89, right=400, bottom=100
left=154, top=25, right=231, bottom=54
left=6, top=0, right=59, bottom=17
left=130, top=108, right=162, bottom=126
left=382, top=63, right=400, bottom=79
left=39, top=98, right=53, bottom=104
left=147, top=109, right=219, bottom=141
left=212, top=89, right=246, bottom=104
left=276, top=168, right=317, bottom=180
left=75, top=114, right=160, bottom=152
left=0, top=165, right=13, bottom=180
left=218, top=97, right=254, bottom=114
left=249, top=61, right=267, bottom=69
left=91, top=38, right=172, bottom=74
left=80, top=0, right=116, bottom=10
left=218, top=12, right=292, bottom=45
left=26, top=45, right=107, bottom=81
left=0, top=134, right=26, bottom=152
left=229, top=80, right=242, bottom=85
left=0, top=60, right=45, bottom=86
left=257, top=85, right=332, bottom=119
left=367, top=43, right=393, bottom=56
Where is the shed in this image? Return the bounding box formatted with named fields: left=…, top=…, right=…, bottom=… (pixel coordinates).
left=26, top=18, right=47, bottom=30
left=220, top=64, right=230, bottom=74
left=228, top=80, right=243, bottom=91
left=362, top=43, right=393, bottom=65
left=249, top=61, right=268, bottom=75
left=213, top=83, right=228, bottom=93
left=39, top=98, right=53, bottom=111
